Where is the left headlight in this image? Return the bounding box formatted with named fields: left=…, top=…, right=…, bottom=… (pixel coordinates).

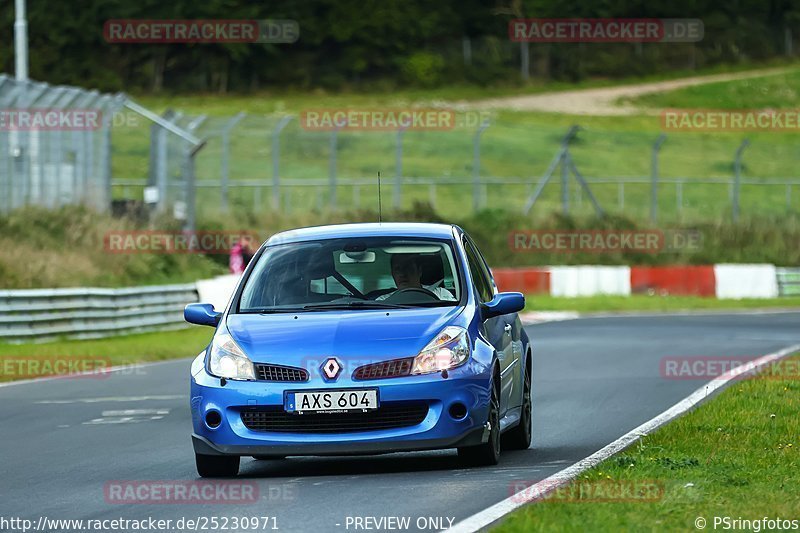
left=208, top=330, right=255, bottom=381
left=411, top=326, right=470, bottom=375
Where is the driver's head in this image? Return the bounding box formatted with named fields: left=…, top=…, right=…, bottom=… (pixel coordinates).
left=390, top=254, right=422, bottom=289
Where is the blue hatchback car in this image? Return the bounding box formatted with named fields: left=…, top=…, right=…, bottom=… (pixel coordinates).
left=185, top=223, right=531, bottom=477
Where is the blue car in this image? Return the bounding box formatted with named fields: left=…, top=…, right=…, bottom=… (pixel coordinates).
left=185, top=223, right=531, bottom=477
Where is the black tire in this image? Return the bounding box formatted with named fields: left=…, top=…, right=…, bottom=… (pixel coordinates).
left=503, top=356, right=532, bottom=450
left=252, top=455, right=286, bottom=460
left=195, top=454, right=240, bottom=477
left=458, top=369, right=501, bottom=466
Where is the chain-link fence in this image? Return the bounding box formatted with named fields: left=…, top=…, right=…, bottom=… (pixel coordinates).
left=109, top=110, right=800, bottom=224
left=0, top=75, right=205, bottom=229
left=0, top=74, right=128, bottom=214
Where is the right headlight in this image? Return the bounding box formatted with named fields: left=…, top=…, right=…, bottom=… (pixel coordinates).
left=411, top=326, right=470, bottom=375
left=207, top=330, right=255, bottom=381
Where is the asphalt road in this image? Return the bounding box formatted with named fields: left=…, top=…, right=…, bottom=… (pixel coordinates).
left=2, top=312, right=799, bottom=532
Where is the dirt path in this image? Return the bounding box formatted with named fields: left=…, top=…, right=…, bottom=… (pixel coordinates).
left=471, top=67, right=795, bottom=115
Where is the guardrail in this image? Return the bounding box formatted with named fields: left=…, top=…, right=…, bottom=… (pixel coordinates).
left=777, top=268, right=800, bottom=297
left=0, top=284, right=199, bottom=343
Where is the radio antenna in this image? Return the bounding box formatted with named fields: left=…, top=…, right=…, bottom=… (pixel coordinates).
left=377, top=171, right=382, bottom=222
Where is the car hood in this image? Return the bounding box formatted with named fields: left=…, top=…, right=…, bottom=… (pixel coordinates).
left=226, top=306, right=464, bottom=366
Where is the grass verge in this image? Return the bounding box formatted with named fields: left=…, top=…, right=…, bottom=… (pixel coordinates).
left=0, top=327, right=213, bottom=383
left=495, top=354, right=800, bottom=532
left=524, top=295, right=800, bottom=313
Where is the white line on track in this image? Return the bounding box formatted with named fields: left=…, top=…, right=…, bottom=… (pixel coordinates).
left=36, top=395, right=184, bottom=404
left=449, top=342, right=800, bottom=533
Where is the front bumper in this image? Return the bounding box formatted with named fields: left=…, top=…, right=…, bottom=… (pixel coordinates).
left=190, top=360, right=492, bottom=457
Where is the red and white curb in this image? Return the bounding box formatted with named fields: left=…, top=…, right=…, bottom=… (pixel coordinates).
left=493, top=264, right=781, bottom=299
left=448, top=342, right=800, bottom=533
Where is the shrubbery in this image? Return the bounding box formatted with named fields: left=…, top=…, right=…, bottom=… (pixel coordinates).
left=1, top=203, right=797, bottom=289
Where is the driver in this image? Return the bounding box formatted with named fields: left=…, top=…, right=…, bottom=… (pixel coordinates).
left=376, top=254, right=456, bottom=301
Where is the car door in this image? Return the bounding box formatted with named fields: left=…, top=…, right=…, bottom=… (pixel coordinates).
left=462, top=235, right=514, bottom=415
left=472, top=237, right=524, bottom=410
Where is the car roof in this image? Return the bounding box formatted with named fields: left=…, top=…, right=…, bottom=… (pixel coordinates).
left=265, top=222, right=458, bottom=245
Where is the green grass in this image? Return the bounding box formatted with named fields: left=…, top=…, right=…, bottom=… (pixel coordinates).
left=496, top=354, right=800, bottom=532
left=110, top=65, right=800, bottom=224
left=628, top=69, right=800, bottom=109
left=0, top=205, right=225, bottom=288
left=132, top=62, right=796, bottom=115
left=525, top=295, right=800, bottom=313
left=0, top=327, right=213, bottom=382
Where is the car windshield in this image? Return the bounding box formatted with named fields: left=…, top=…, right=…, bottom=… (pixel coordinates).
left=238, top=236, right=462, bottom=312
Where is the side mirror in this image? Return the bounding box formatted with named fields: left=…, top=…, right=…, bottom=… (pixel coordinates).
left=482, top=292, right=525, bottom=319
left=184, top=303, right=222, bottom=327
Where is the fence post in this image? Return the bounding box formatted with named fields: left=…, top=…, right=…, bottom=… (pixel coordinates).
left=329, top=125, right=340, bottom=210
left=182, top=115, right=207, bottom=231
left=473, top=120, right=490, bottom=212
left=520, top=42, right=529, bottom=80
left=183, top=141, right=206, bottom=232
left=651, top=134, right=666, bottom=223
left=732, top=139, right=750, bottom=223
left=522, top=125, right=580, bottom=216
left=148, top=109, right=175, bottom=214
left=271, top=115, right=293, bottom=210
left=394, top=127, right=406, bottom=210
left=101, top=108, right=113, bottom=211
left=220, top=112, right=245, bottom=213
left=561, top=145, right=569, bottom=215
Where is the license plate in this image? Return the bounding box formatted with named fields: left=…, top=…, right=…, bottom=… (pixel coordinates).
left=286, top=389, right=379, bottom=414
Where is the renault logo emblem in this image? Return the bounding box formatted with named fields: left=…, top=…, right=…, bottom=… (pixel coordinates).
left=321, top=358, right=342, bottom=380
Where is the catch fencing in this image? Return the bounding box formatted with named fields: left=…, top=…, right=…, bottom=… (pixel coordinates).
left=0, top=74, right=126, bottom=213
left=111, top=112, right=800, bottom=225
left=0, top=75, right=203, bottom=226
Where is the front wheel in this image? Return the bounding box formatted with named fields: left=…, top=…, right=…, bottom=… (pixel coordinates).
left=458, top=370, right=500, bottom=466
left=196, top=454, right=240, bottom=477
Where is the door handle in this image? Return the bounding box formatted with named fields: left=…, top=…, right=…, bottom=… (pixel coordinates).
left=504, top=323, right=512, bottom=335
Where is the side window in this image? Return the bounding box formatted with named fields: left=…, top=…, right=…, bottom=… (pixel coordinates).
left=462, top=236, right=493, bottom=303
left=470, top=237, right=497, bottom=295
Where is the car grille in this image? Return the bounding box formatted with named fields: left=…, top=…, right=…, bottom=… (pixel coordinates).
left=353, top=358, right=414, bottom=380
left=240, top=402, right=428, bottom=433
left=255, top=363, right=309, bottom=382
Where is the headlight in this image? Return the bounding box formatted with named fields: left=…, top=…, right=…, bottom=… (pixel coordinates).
left=208, top=330, right=255, bottom=381
left=411, top=326, right=470, bottom=375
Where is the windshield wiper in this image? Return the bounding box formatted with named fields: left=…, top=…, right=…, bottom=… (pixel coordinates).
left=301, top=301, right=412, bottom=310
left=239, top=307, right=310, bottom=314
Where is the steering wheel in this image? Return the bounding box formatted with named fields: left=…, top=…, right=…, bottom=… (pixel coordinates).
left=384, top=287, right=440, bottom=302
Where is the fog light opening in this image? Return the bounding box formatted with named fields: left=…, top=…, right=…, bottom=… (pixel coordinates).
left=205, top=410, right=222, bottom=429
left=448, top=402, right=468, bottom=420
